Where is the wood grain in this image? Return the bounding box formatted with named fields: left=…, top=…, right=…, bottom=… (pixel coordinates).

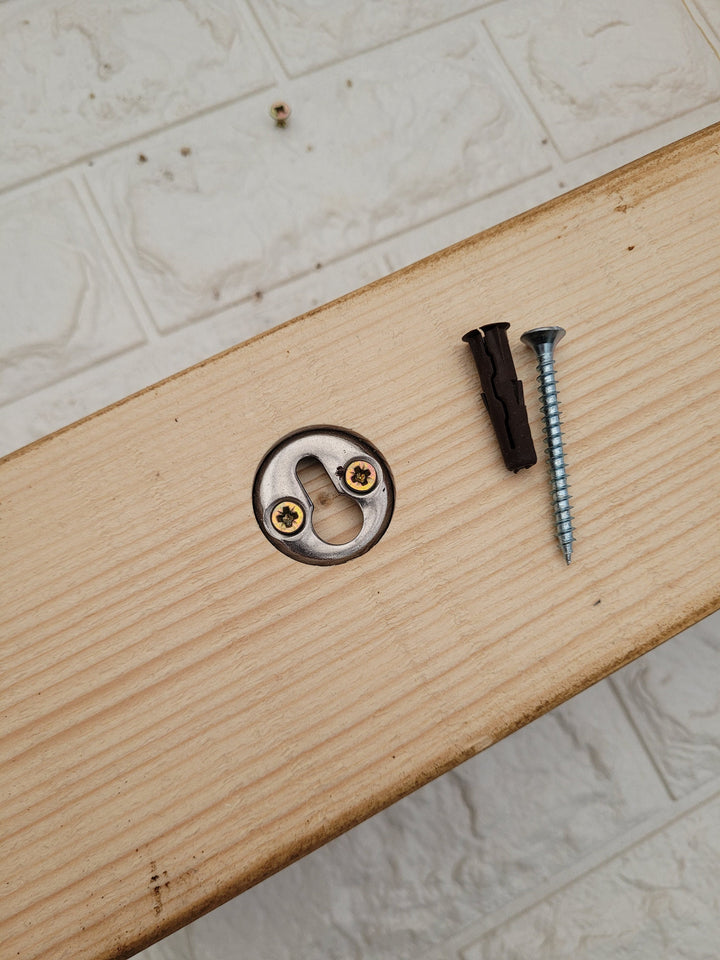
left=3, top=123, right=720, bottom=960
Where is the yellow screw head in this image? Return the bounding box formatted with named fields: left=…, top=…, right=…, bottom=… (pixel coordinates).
left=269, top=101, right=291, bottom=126
left=270, top=499, right=305, bottom=535
left=344, top=459, right=377, bottom=494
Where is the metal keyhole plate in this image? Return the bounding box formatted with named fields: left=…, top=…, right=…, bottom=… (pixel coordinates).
left=253, top=427, right=395, bottom=565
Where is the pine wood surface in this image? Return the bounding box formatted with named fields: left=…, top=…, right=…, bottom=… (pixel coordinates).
left=2, top=123, right=720, bottom=960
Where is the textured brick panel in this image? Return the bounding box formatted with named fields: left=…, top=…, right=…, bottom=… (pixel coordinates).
left=0, top=247, right=388, bottom=457
left=88, top=17, right=548, bottom=331
left=138, top=681, right=665, bottom=960
left=0, top=0, right=272, bottom=190
left=486, top=0, right=720, bottom=159
left=0, top=179, right=144, bottom=405
left=612, top=610, right=720, bottom=799
left=251, top=0, right=487, bottom=75
left=694, top=0, right=720, bottom=43
left=461, top=789, right=720, bottom=959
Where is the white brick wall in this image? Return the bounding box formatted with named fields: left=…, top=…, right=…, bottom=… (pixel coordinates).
left=461, top=787, right=720, bottom=959
left=87, top=16, right=549, bottom=331
left=0, top=176, right=145, bottom=404
left=0, top=0, right=272, bottom=189
left=2, top=1, right=719, bottom=957
left=485, top=0, right=720, bottom=158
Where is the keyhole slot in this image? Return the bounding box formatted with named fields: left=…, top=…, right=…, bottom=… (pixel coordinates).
left=296, top=457, right=363, bottom=545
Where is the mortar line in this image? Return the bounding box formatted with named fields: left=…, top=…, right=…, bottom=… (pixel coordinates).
left=0, top=80, right=277, bottom=201
left=249, top=2, right=506, bottom=80
left=421, top=775, right=720, bottom=959
left=241, top=0, right=292, bottom=82
left=79, top=174, right=159, bottom=341
left=482, top=18, right=562, bottom=159
left=680, top=0, right=720, bottom=62
left=607, top=675, right=676, bottom=800
left=72, top=172, right=158, bottom=343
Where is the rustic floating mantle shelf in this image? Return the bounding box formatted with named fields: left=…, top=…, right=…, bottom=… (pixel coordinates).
left=3, top=124, right=720, bottom=960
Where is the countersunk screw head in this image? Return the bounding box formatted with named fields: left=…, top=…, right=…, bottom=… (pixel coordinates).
left=269, top=101, right=291, bottom=127
left=270, top=499, right=305, bottom=535
left=520, top=326, right=566, bottom=354
left=343, top=459, right=377, bottom=494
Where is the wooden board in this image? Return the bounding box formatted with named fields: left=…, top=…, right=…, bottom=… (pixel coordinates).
left=3, top=122, right=720, bottom=960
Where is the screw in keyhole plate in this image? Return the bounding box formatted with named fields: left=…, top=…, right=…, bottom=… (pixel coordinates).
left=270, top=499, right=305, bottom=536
left=343, top=459, right=377, bottom=494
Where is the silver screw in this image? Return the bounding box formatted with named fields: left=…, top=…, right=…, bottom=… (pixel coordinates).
left=521, top=326, right=574, bottom=564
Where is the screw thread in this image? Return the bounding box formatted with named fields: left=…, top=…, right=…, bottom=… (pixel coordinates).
left=535, top=354, right=574, bottom=563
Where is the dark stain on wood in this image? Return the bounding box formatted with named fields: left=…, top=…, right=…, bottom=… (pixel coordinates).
left=149, top=861, right=169, bottom=915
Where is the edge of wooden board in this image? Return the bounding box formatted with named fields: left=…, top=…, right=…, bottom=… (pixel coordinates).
left=3, top=121, right=720, bottom=960
left=3, top=120, right=718, bottom=469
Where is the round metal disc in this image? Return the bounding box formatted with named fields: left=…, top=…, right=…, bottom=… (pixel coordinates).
left=253, top=427, right=395, bottom=565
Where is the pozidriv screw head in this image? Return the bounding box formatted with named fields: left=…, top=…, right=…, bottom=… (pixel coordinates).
left=343, top=459, right=377, bottom=494
left=269, top=101, right=291, bottom=126
left=270, top=499, right=305, bottom=535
